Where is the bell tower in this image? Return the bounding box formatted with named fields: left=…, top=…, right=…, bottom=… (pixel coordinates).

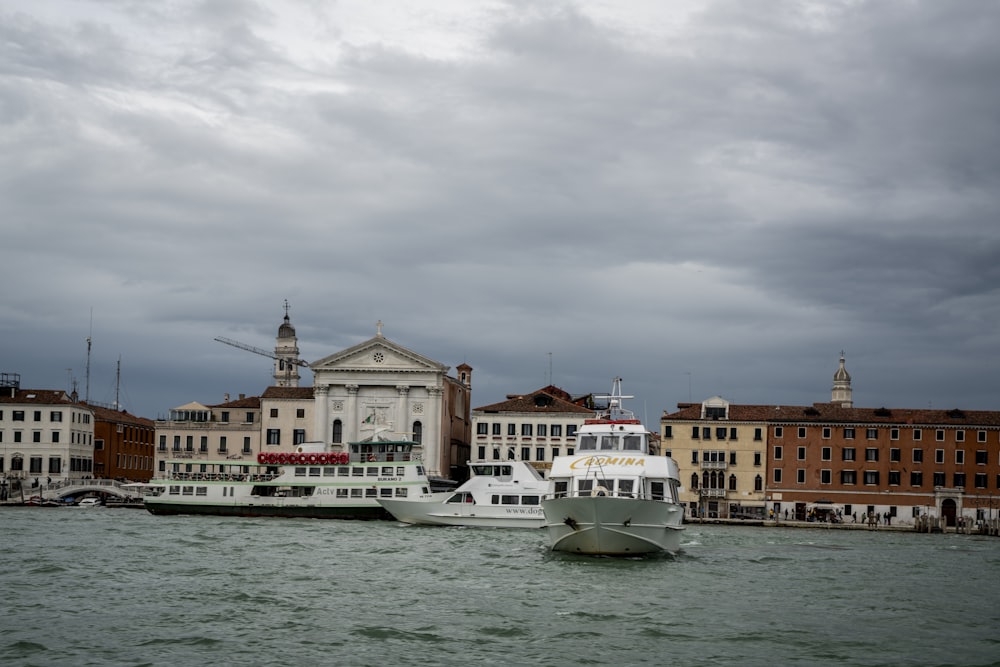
left=274, top=300, right=301, bottom=387
left=831, top=352, right=852, bottom=408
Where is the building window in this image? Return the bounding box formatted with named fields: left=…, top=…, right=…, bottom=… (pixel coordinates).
left=773, top=468, right=782, bottom=483
left=477, top=423, right=488, bottom=435
left=910, top=471, right=922, bottom=487
left=976, top=450, right=988, bottom=465
left=821, top=447, right=831, bottom=461
left=413, top=421, right=423, bottom=444
left=729, top=428, right=737, bottom=440
left=913, top=428, right=922, bottom=440
left=536, top=447, right=545, bottom=461
left=332, top=420, right=343, bottom=443
left=866, top=428, right=878, bottom=440
left=245, top=412, right=254, bottom=424
left=797, top=427, right=806, bottom=439
left=296, top=409, right=305, bottom=419
left=266, top=429, right=280, bottom=445
left=955, top=450, right=964, bottom=465
left=507, top=424, right=516, bottom=436
left=690, top=473, right=699, bottom=490
left=890, top=428, right=899, bottom=440
left=933, top=471, right=945, bottom=486
left=774, top=446, right=782, bottom=460
left=567, top=425, right=577, bottom=437
left=797, top=446, right=806, bottom=460
left=492, top=423, right=501, bottom=436
left=754, top=452, right=761, bottom=466
left=51, top=411, right=62, bottom=422
left=186, top=436, right=193, bottom=452
left=219, top=436, right=227, bottom=453
left=521, top=447, right=530, bottom=461
left=977, top=430, right=987, bottom=443
left=200, top=436, right=208, bottom=452
left=774, top=427, right=783, bottom=438
left=754, top=428, right=762, bottom=441
left=953, top=472, right=966, bottom=487
left=32, top=431, right=41, bottom=443
left=477, top=446, right=486, bottom=459
left=702, top=427, right=711, bottom=440
left=821, top=469, right=831, bottom=484
left=551, top=425, right=562, bottom=437
left=889, top=448, right=900, bottom=462
left=729, top=451, right=737, bottom=465
left=956, top=430, right=965, bottom=442
left=935, top=449, right=944, bottom=464
left=13, top=411, right=24, bottom=421
left=974, top=473, right=987, bottom=488
left=843, top=427, right=855, bottom=439
left=521, top=424, right=533, bottom=437
left=692, top=426, right=700, bottom=439
left=243, top=437, right=251, bottom=453
left=864, top=471, right=879, bottom=485
left=538, top=424, right=547, bottom=437
left=716, top=427, right=727, bottom=440
left=691, top=451, right=699, bottom=464
left=294, top=429, right=306, bottom=445
left=888, top=471, right=900, bottom=486
left=270, top=409, right=279, bottom=418
left=728, top=474, right=737, bottom=491
left=796, top=469, right=805, bottom=484
left=912, top=448, right=923, bottom=463
left=843, top=448, right=856, bottom=461
left=936, top=430, right=945, bottom=442
left=865, top=448, right=878, bottom=462
left=822, top=427, right=831, bottom=439
left=754, top=475, right=762, bottom=491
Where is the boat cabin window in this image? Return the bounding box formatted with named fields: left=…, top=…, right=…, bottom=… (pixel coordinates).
left=578, top=435, right=598, bottom=451
left=337, top=489, right=348, bottom=498
left=366, top=468, right=379, bottom=477
left=554, top=481, right=568, bottom=497
left=618, top=479, right=635, bottom=497
left=447, top=492, right=474, bottom=504
left=365, top=488, right=377, bottom=498
left=600, top=436, right=616, bottom=451
left=350, top=489, right=363, bottom=498
left=395, top=488, right=408, bottom=498
left=623, top=435, right=643, bottom=451
left=650, top=481, right=665, bottom=501
left=381, top=466, right=394, bottom=476
left=577, top=479, right=594, bottom=496
left=521, top=495, right=540, bottom=505
left=595, top=479, right=613, bottom=495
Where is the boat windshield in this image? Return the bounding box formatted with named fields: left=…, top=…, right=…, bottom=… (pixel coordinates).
left=578, top=434, right=646, bottom=452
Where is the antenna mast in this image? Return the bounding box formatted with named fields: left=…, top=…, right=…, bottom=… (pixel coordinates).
left=85, top=309, right=93, bottom=403
left=115, top=355, right=122, bottom=410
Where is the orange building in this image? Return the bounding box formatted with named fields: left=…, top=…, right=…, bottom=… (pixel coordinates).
left=87, top=403, right=156, bottom=482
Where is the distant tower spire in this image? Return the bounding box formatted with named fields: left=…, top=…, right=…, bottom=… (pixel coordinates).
left=274, top=301, right=301, bottom=387
left=831, top=351, right=853, bottom=408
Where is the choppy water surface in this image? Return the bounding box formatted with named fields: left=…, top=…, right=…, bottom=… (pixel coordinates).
left=1, top=508, right=998, bottom=666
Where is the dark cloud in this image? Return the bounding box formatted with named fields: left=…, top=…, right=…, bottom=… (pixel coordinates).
left=1, top=1, right=998, bottom=418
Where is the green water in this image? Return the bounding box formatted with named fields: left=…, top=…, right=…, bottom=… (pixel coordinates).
left=1, top=508, right=997, bottom=666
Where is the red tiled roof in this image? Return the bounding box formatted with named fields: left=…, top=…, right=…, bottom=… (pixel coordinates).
left=663, top=402, right=1000, bottom=426
left=261, top=386, right=315, bottom=399
left=0, top=389, right=79, bottom=406
left=475, top=387, right=595, bottom=415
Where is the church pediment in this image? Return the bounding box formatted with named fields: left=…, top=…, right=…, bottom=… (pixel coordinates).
left=311, top=336, right=448, bottom=374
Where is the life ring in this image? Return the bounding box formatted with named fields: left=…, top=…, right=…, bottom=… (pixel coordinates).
left=278, top=453, right=289, bottom=464
left=308, top=454, right=319, bottom=465
left=595, top=486, right=610, bottom=497
left=367, top=454, right=376, bottom=462
left=316, top=453, right=327, bottom=465
left=266, top=453, right=278, bottom=464
left=257, top=452, right=268, bottom=464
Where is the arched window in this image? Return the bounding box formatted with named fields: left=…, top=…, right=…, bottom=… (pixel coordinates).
left=728, top=474, right=737, bottom=491
left=702, top=471, right=710, bottom=489
left=690, top=473, right=699, bottom=490
left=413, top=421, right=423, bottom=444
left=754, top=474, right=763, bottom=492
left=332, top=419, right=343, bottom=444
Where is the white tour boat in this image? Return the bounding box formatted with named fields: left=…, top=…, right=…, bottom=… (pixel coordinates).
left=143, top=430, right=434, bottom=519
left=377, top=459, right=547, bottom=528
left=541, top=378, right=685, bottom=555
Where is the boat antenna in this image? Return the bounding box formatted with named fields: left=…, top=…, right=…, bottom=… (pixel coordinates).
left=85, top=308, right=93, bottom=403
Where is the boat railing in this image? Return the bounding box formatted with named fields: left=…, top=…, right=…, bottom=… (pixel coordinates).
left=352, top=452, right=414, bottom=463
left=546, top=488, right=668, bottom=502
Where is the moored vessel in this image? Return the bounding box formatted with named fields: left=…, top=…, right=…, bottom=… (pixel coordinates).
left=143, top=429, right=434, bottom=519
left=377, top=459, right=547, bottom=528
left=541, top=378, right=685, bottom=555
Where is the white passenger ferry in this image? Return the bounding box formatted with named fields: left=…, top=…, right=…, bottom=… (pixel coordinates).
left=377, top=459, right=547, bottom=528
left=144, top=430, right=434, bottom=519
left=541, top=378, right=685, bottom=555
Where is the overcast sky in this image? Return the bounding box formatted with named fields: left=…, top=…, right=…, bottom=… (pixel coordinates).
left=2, top=1, right=998, bottom=421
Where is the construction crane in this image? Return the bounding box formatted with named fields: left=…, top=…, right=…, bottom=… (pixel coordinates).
left=214, top=336, right=310, bottom=386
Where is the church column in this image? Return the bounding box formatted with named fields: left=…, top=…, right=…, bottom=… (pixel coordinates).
left=346, top=385, right=360, bottom=442
left=396, top=385, right=410, bottom=437
left=425, top=386, right=443, bottom=478
left=314, top=385, right=330, bottom=444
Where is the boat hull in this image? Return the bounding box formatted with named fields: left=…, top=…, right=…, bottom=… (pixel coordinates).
left=144, top=499, right=390, bottom=520
left=378, top=496, right=544, bottom=528
left=542, top=496, right=684, bottom=555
